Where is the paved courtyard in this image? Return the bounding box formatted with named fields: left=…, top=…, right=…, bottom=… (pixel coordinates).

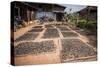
left=14, top=24, right=97, bottom=65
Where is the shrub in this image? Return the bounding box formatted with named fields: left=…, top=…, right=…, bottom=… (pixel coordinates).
left=77, top=20, right=97, bottom=32
left=77, top=19, right=87, bottom=28
left=85, top=21, right=97, bottom=31
left=66, top=14, right=97, bottom=32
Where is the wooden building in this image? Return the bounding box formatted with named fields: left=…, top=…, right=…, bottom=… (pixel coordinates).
left=11, top=1, right=66, bottom=23
left=77, top=6, right=97, bottom=21
left=11, top=1, right=37, bottom=24
left=26, top=2, right=66, bottom=21
left=11, top=1, right=38, bottom=31
left=11, top=1, right=66, bottom=31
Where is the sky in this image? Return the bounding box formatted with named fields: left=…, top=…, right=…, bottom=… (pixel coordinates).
left=61, top=4, right=87, bottom=13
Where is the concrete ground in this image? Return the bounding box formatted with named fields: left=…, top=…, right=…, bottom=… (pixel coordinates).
left=13, top=23, right=97, bottom=65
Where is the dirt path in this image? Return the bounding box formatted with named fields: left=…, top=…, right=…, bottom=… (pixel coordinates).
left=13, top=23, right=97, bottom=65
